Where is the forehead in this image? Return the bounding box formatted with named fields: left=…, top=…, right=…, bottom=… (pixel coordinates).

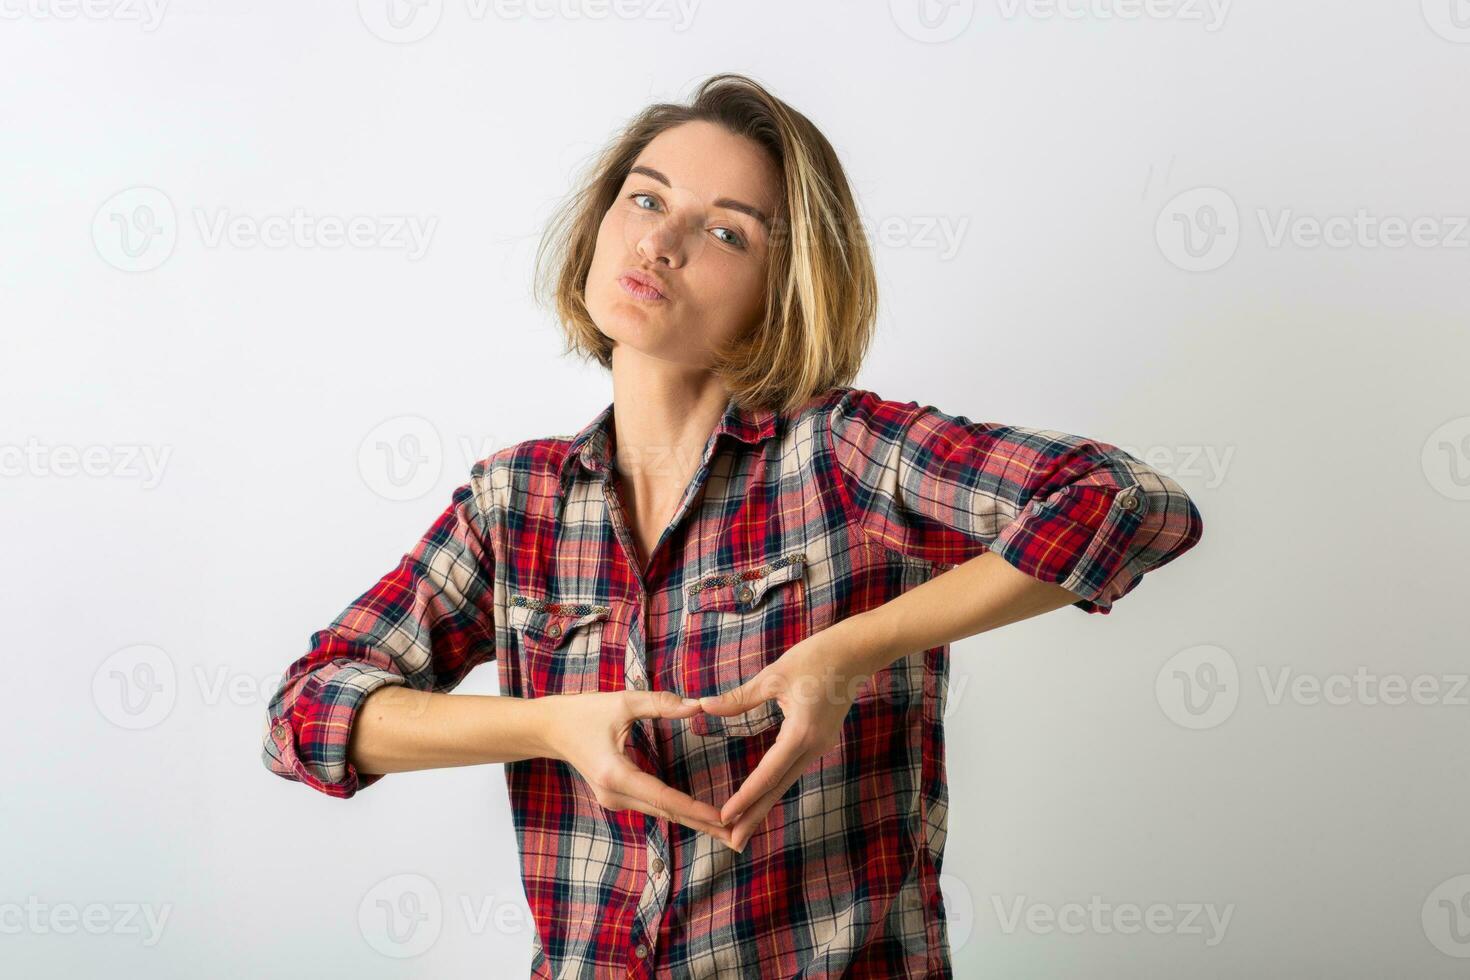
left=630, top=121, right=781, bottom=213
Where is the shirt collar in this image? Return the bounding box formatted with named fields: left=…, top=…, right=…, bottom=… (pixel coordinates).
left=562, top=393, right=778, bottom=479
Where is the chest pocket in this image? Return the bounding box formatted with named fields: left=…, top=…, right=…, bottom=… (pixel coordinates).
left=508, top=595, right=612, bottom=697
left=679, top=551, right=809, bottom=738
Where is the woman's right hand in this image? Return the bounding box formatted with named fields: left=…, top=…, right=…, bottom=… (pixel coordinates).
left=539, top=689, right=738, bottom=850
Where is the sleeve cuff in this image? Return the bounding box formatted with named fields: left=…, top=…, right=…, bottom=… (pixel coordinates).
left=988, top=483, right=1151, bottom=615
left=262, top=662, right=406, bottom=799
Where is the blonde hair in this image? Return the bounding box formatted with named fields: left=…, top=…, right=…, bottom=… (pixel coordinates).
left=533, top=72, right=877, bottom=416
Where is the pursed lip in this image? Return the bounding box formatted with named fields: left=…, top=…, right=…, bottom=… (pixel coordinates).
left=619, top=268, right=670, bottom=300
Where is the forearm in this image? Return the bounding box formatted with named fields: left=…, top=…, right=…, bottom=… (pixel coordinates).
left=835, top=551, right=1082, bottom=676
left=348, top=686, right=557, bottom=776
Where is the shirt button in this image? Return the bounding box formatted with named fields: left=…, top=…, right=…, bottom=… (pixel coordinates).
left=629, top=674, right=645, bottom=691
left=635, top=943, right=648, bottom=959
left=547, top=623, right=563, bottom=638
left=651, top=857, right=665, bottom=875
left=271, top=722, right=288, bottom=740
left=738, top=585, right=754, bottom=603
left=1118, top=490, right=1139, bottom=512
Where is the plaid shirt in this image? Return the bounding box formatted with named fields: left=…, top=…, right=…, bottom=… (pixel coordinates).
left=262, top=385, right=1203, bottom=978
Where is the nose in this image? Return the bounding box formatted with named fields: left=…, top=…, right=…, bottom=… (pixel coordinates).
left=631, top=211, right=691, bottom=269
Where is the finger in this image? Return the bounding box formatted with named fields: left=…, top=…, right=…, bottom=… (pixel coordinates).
left=697, top=672, right=771, bottom=718
left=610, top=759, right=727, bottom=829
left=728, top=748, right=821, bottom=852
left=599, top=789, right=735, bottom=846
left=626, top=688, right=706, bottom=719
left=607, top=792, right=731, bottom=839
left=718, top=725, right=807, bottom=825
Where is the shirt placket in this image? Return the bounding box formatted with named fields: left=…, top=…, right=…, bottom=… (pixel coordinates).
left=595, top=434, right=725, bottom=975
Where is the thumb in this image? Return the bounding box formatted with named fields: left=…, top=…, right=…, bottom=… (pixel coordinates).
left=698, top=674, right=769, bottom=717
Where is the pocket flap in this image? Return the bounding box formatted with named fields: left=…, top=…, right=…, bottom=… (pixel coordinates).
left=684, top=551, right=808, bottom=614
left=509, top=595, right=611, bottom=650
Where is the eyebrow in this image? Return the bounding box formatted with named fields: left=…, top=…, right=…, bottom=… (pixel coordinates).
left=627, top=165, right=771, bottom=229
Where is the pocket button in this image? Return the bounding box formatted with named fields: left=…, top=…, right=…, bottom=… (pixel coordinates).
left=509, top=597, right=611, bottom=696
left=681, top=551, right=808, bottom=738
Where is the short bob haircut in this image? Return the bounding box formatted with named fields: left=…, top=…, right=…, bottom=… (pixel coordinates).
left=534, top=73, right=877, bottom=416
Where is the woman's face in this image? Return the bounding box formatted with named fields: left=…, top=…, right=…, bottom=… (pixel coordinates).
left=584, top=120, right=781, bottom=370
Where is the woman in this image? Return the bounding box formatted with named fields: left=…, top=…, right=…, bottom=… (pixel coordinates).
left=262, top=73, right=1204, bottom=978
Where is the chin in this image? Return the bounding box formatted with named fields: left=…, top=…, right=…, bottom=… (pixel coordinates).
left=592, top=310, right=662, bottom=353
left=602, top=320, right=709, bottom=369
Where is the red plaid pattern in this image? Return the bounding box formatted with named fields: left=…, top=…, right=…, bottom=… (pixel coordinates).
left=262, top=385, right=1204, bottom=977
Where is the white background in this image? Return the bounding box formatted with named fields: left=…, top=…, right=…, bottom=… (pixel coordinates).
left=4, top=1, right=1469, bottom=976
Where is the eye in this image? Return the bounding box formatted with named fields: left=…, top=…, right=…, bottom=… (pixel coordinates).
left=712, top=226, right=746, bottom=249
left=626, top=191, right=748, bottom=249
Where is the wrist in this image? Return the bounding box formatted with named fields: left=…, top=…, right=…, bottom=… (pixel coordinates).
left=524, top=695, right=566, bottom=763
left=831, top=606, right=904, bottom=678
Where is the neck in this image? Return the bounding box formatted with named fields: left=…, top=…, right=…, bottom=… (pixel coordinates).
left=607, top=348, right=730, bottom=491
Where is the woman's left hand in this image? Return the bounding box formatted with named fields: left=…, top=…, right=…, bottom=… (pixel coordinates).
left=697, top=618, right=891, bottom=853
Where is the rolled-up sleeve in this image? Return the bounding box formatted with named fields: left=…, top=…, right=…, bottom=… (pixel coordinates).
left=261, top=466, right=499, bottom=798
left=824, top=388, right=1203, bottom=614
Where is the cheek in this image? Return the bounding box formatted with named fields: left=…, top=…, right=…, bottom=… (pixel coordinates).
left=585, top=213, right=623, bottom=307
left=723, top=260, right=767, bottom=321
left=698, top=263, right=766, bottom=344
left=590, top=211, right=618, bottom=270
